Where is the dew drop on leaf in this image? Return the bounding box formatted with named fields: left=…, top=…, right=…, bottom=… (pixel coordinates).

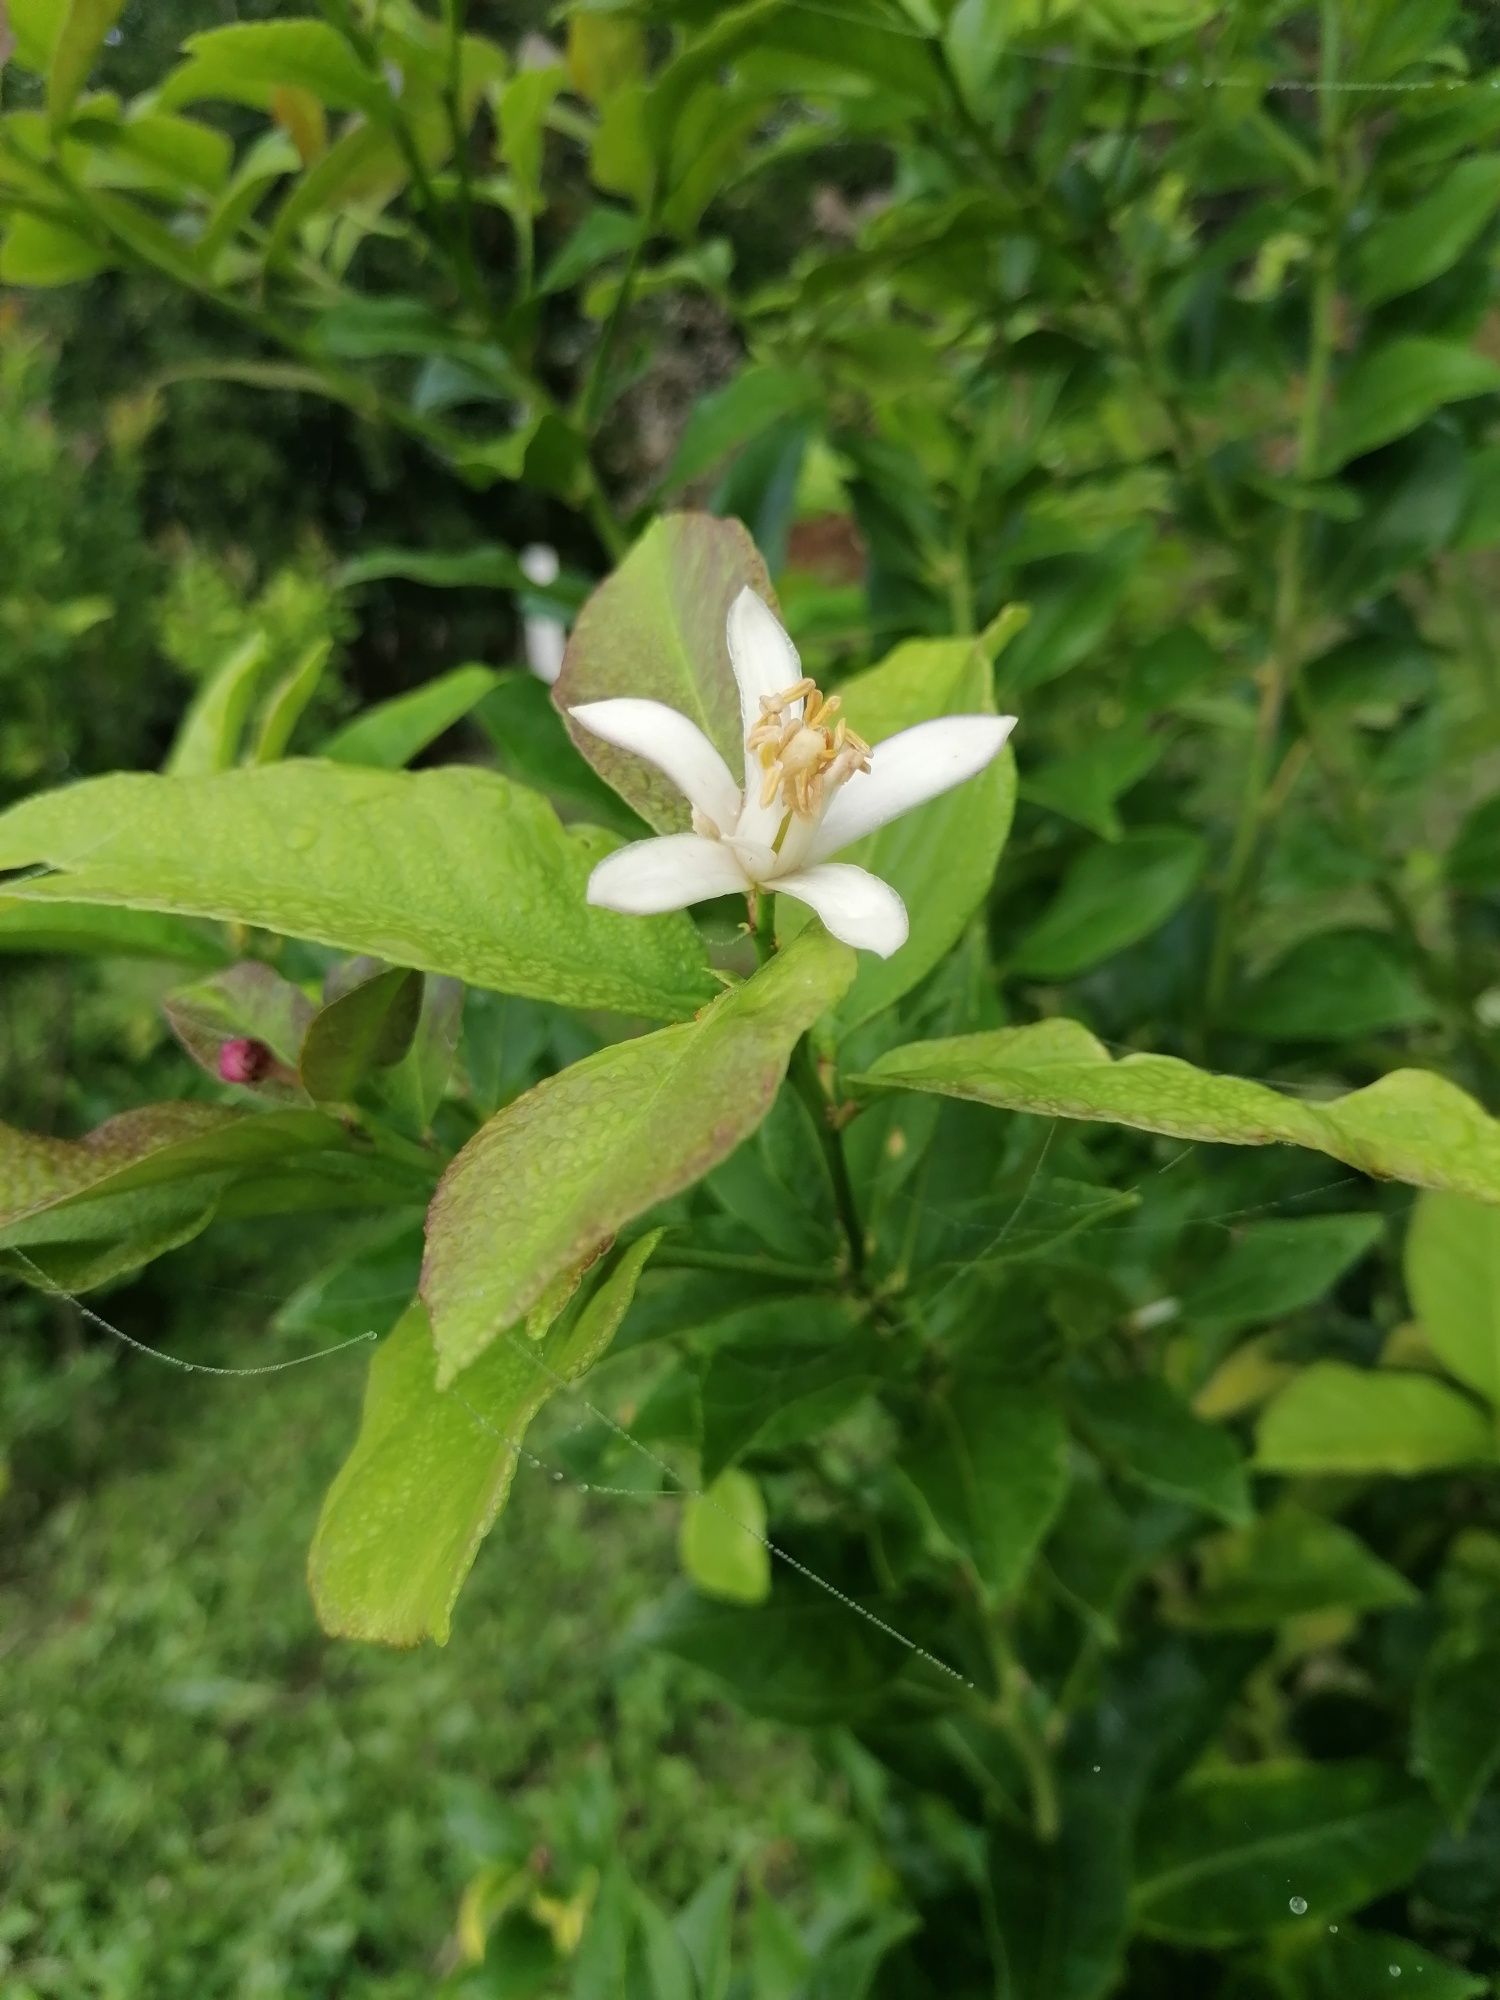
left=1289, top=1896, right=1308, bottom=1916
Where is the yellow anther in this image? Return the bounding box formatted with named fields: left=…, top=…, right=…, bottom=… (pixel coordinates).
left=746, top=677, right=871, bottom=820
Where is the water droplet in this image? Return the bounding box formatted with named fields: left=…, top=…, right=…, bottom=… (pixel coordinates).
left=284, top=823, right=317, bottom=852
left=1328, top=1925, right=1339, bottom=1934
left=1389, top=1970, right=1401, bottom=1980
left=1289, top=1896, right=1308, bottom=1916
left=1092, top=1764, right=1101, bottom=1774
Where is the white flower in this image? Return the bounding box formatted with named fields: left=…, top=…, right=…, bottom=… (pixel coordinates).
left=568, top=589, right=1016, bottom=958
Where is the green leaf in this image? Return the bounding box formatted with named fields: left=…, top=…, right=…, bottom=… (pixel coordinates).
left=0, top=900, right=227, bottom=963
left=1189, top=1506, right=1416, bottom=1629
left=1256, top=1363, right=1495, bottom=1475
left=782, top=633, right=1016, bottom=1030
left=1011, top=830, right=1205, bottom=980
left=165, top=634, right=272, bottom=777
left=163, top=962, right=314, bottom=1080
left=1353, top=156, right=1500, bottom=306
left=0, top=212, right=109, bottom=285
left=0, top=761, right=714, bottom=1021
left=1228, top=930, right=1436, bottom=1041
left=423, top=928, right=855, bottom=1382
left=6, top=0, right=66, bottom=71
left=1269, top=1924, right=1487, bottom=2000
left=664, top=364, right=818, bottom=489
left=0, top=1102, right=341, bottom=1235
left=855, top=1019, right=1500, bottom=1206
left=478, top=672, right=631, bottom=825
left=250, top=639, right=331, bottom=765
left=159, top=20, right=387, bottom=120
left=899, top=1378, right=1068, bottom=1601
left=299, top=965, right=423, bottom=1103
left=1405, top=1191, right=1500, bottom=1406
left=553, top=512, right=774, bottom=833
left=1318, top=338, right=1500, bottom=474
left=48, top=0, right=124, bottom=129
left=318, top=666, right=499, bottom=769
left=82, top=109, right=233, bottom=195
left=1414, top=1634, right=1500, bottom=1831
left=1133, top=1762, right=1440, bottom=1944
left=699, top=1305, right=875, bottom=1480
left=679, top=1468, right=771, bottom=1604
left=308, top=1234, right=660, bottom=1646
left=1447, top=792, right=1500, bottom=888
left=1072, top=1378, right=1251, bottom=1524
left=997, top=537, right=1143, bottom=693
left=335, top=545, right=532, bottom=593
left=641, top=1582, right=901, bottom=1725
left=498, top=64, right=563, bottom=214
left=1019, top=725, right=1166, bottom=841
left=1182, top=1214, right=1384, bottom=1334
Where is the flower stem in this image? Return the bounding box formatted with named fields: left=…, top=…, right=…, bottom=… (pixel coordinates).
left=791, top=1039, right=865, bottom=1281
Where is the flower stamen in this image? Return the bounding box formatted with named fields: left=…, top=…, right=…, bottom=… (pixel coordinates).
left=747, top=678, right=871, bottom=819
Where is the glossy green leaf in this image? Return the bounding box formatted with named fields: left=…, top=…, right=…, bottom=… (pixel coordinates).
left=1133, top=1762, right=1440, bottom=1943
left=1414, top=1634, right=1500, bottom=1831
left=1072, top=1378, right=1251, bottom=1524
left=1405, top=1191, right=1500, bottom=1405
left=679, top=1468, right=772, bottom=1604
left=1011, top=831, right=1205, bottom=980
left=1182, top=1214, right=1384, bottom=1333
left=300, top=965, right=423, bottom=1103
left=0, top=761, right=714, bottom=1020
left=553, top=512, right=774, bottom=833
left=48, top=0, right=124, bottom=128
left=309, top=1234, right=660, bottom=1646
left=318, top=667, right=500, bottom=769
left=856, top=1019, right=1500, bottom=1206
left=900, top=1374, right=1067, bottom=1600
left=423, top=929, right=854, bottom=1382
left=1189, top=1506, right=1416, bottom=1629
left=1256, top=1363, right=1495, bottom=1475
left=1353, top=156, right=1500, bottom=306
left=1269, top=1924, right=1487, bottom=2000
left=1318, top=338, right=1500, bottom=473
left=165, top=634, right=271, bottom=777
left=782, top=633, right=1016, bottom=1029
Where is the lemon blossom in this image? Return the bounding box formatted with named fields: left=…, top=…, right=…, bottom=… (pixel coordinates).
left=569, top=588, right=1016, bottom=958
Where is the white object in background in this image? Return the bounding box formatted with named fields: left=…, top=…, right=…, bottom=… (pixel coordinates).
left=520, top=544, right=566, bottom=685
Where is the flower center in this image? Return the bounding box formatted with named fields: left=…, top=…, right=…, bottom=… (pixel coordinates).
left=746, top=678, right=871, bottom=820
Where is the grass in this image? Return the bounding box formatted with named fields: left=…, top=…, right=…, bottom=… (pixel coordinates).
left=0, top=1331, right=827, bottom=1999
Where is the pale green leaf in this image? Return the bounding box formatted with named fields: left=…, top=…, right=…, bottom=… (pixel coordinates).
left=1353, top=156, right=1500, bottom=306
left=1256, top=1362, right=1495, bottom=1475
left=308, top=1233, right=660, bottom=1646
left=423, top=928, right=855, bottom=1382
left=781, top=634, right=1016, bottom=1030
left=553, top=513, right=774, bottom=833
left=251, top=639, right=331, bottom=764
left=0, top=212, right=109, bottom=285
left=0, top=761, right=714, bottom=1020
left=1405, top=1190, right=1500, bottom=1405
left=679, top=1468, right=772, bottom=1604
left=856, top=1019, right=1500, bottom=1206
left=48, top=0, right=124, bottom=128
left=166, top=633, right=271, bottom=776
left=158, top=20, right=388, bottom=120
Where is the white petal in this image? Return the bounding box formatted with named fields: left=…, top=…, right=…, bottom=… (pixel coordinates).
left=808, top=714, right=1016, bottom=862
left=569, top=697, right=741, bottom=831
left=587, top=833, right=750, bottom=915
left=774, top=863, right=909, bottom=958
left=727, top=585, right=802, bottom=761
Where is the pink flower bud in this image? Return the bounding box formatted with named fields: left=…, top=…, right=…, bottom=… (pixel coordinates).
left=218, top=1036, right=271, bottom=1084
